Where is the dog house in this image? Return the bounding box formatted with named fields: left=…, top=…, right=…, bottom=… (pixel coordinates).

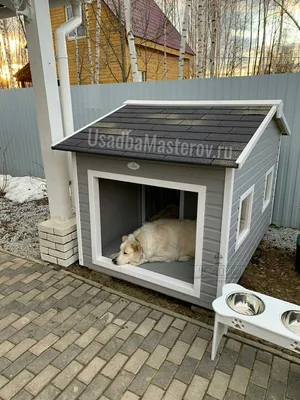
left=52, top=100, right=290, bottom=309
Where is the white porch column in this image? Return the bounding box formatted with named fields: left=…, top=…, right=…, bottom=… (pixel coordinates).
left=25, top=0, right=78, bottom=267
left=25, top=0, right=72, bottom=222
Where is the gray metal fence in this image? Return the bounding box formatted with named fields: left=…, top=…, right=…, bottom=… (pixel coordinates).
left=0, top=74, right=299, bottom=228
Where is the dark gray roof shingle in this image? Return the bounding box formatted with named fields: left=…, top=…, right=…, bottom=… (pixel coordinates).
left=52, top=104, right=272, bottom=167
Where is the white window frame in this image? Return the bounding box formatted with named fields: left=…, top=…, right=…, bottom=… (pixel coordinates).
left=235, top=184, right=255, bottom=251
left=262, top=165, right=275, bottom=213
left=65, top=5, right=85, bottom=40
left=88, top=169, right=206, bottom=298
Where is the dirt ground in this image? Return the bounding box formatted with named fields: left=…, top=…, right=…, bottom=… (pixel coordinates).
left=68, top=239, right=300, bottom=328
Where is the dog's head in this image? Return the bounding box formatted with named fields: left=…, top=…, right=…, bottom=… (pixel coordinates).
left=112, top=235, right=143, bottom=265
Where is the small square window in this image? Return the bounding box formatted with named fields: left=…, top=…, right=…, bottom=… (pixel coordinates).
left=262, top=166, right=275, bottom=212
left=236, top=185, right=255, bottom=251
left=65, top=5, right=85, bottom=39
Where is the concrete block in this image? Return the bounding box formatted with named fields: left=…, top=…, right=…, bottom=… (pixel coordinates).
left=40, top=246, right=49, bottom=255
left=47, top=233, right=73, bottom=245
left=41, top=254, right=57, bottom=264
left=49, top=249, right=73, bottom=260
left=57, top=254, right=79, bottom=268
left=55, top=239, right=77, bottom=253
left=39, top=239, right=56, bottom=250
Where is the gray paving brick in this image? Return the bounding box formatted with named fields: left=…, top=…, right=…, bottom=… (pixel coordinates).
left=250, top=360, right=271, bottom=389
left=268, top=379, right=287, bottom=400
left=71, top=283, right=92, bottom=298
left=130, top=306, right=151, bottom=324
left=229, top=365, right=251, bottom=395
left=105, top=370, right=134, bottom=399
left=34, top=384, right=61, bottom=400
left=270, top=356, right=290, bottom=384
left=115, top=321, right=137, bottom=341
left=207, top=370, right=230, bottom=400
left=27, top=347, right=60, bottom=374
left=120, top=333, right=144, bottom=356
left=160, top=327, right=181, bottom=348
left=96, top=324, right=120, bottom=345
left=99, top=337, right=124, bottom=361
left=0, top=357, right=12, bottom=373
left=154, top=315, right=173, bottom=333
left=107, top=293, right=120, bottom=303
left=140, top=330, right=163, bottom=353
left=128, top=364, right=156, bottom=395
left=124, top=348, right=149, bottom=374
left=101, top=353, right=127, bottom=379
left=196, top=352, right=220, bottom=379
left=75, top=341, right=103, bottom=365
left=73, top=314, right=97, bottom=333
left=89, top=290, right=110, bottom=306
left=56, top=379, right=86, bottom=400
left=184, top=374, right=209, bottom=399
left=75, top=327, right=99, bottom=348
left=69, top=279, right=83, bottom=288
left=174, top=355, right=199, bottom=384
left=113, top=308, right=135, bottom=326
left=0, top=326, right=18, bottom=343
left=53, top=360, right=83, bottom=390
left=77, top=356, right=106, bottom=384
left=224, top=389, right=244, bottom=400
left=51, top=344, right=82, bottom=370
left=11, top=389, right=33, bottom=400
left=171, top=318, right=187, bottom=331
left=135, top=318, right=156, bottom=337
left=163, top=378, right=187, bottom=400
left=225, top=339, right=241, bottom=353
left=79, top=374, right=111, bottom=400
left=0, top=369, right=34, bottom=400
left=152, top=361, right=178, bottom=390
left=142, top=384, right=164, bottom=400
left=25, top=364, right=60, bottom=396
left=32, top=297, right=58, bottom=315
left=0, top=341, right=14, bottom=357
left=109, top=299, right=130, bottom=315
left=8, top=322, right=37, bottom=345
left=247, top=383, right=267, bottom=400
left=53, top=330, right=80, bottom=352
left=2, top=351, right=36, bottom=379
left=217, top=348, right=239, bottom=374
left=6, top=338, right=36, bottom=361
left=178, top=323, right=199, bottom=344
left=237, top=345, right=257, bottom=369
left=149, top=310, right=163, bottom=321
left=167, top=340, right=189, bottom=365
left=29, top=333, right=59, bottom=356
left=287, top=371, right=300, bottom=400
left=197, top=327, right=213, bottom=341
left=256, top=350, right=273, bottom=365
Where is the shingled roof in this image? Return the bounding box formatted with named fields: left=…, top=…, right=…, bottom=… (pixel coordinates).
left=52, top=101, right=287, bottom=167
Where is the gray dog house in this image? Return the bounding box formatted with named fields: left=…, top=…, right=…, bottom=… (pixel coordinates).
left=52, top=100, right=290, bottom=309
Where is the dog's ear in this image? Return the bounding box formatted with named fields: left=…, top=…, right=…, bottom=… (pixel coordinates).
left=132, top=242, right=141, bottom=252
left=122, top=235, right=128, bottom=242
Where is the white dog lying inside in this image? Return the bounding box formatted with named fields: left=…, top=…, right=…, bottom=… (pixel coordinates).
left=112, top=219, right=196, bottom=266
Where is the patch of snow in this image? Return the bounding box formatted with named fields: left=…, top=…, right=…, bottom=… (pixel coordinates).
left=0, top=175, right=47, bottom=203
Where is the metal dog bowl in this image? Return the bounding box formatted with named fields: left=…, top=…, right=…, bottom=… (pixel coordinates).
left=226, top=292, right=265, bottom=316
left=281, top=310, right=300, bottom=335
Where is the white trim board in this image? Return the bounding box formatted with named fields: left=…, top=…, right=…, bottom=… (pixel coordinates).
left=87, top=169, right=206, bottom=298
left=217, top=168, right=234, bottom=297
left=72, top=153, right=83, bottom=265
left=236, top=106, right=277, bottom=169
left=124, top=99, right=283, bottom=107
left=262, top=165, right=275, bottom=213
left=235, top=184, right=255, bottom=251
left=52, top=104, right=126, bottom=148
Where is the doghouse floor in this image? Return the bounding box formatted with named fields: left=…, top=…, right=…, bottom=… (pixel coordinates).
left=103, top=238, right=194, bottom=284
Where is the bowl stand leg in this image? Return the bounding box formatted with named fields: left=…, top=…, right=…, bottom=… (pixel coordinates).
left=211, top=314, right=228, bottom=360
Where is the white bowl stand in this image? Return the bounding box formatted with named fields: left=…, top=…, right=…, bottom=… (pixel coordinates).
left=211, top=284, right=300, bottom=360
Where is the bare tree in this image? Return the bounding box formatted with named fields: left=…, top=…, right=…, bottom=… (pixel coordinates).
left=197, top=0, right=205, bottom=77
left=274, top=0, right=300, bottom=30
left=178, top=0, right=191, bottom=79
left=84, top=3, right=95, bottom=84
left=124, top=0, right=140, bottom=82
left=95, top=0, right=102, bottom=84
left=0, top=19, right=15, bottom=88
left=209, top=0, right=217, bottom=77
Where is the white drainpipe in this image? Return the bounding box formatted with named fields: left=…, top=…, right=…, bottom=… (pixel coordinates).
left=55, top=0, right=82, bottom=137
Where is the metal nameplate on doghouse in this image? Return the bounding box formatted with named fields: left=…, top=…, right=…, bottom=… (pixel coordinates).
left=127, top=162, right=140, bottom=171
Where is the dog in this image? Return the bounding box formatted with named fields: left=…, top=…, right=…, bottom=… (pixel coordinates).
left=112, top=219, right=196, bottom=266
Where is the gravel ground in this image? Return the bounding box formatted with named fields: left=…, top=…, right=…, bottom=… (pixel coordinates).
left=0, top=197, right=49, bottom=259
left=262, top=225, right=300, bottom=255
left=0, top=196, right=299, bottom=259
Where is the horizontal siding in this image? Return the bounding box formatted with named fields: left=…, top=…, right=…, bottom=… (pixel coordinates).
left=77, top=153, right=225, bottom=308
left=226, top=120, right=281, bottom=283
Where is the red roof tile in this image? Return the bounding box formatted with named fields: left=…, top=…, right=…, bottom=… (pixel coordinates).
left=104, top=0, right=194, bottom=55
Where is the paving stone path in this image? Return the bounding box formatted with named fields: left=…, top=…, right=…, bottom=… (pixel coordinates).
left=0, top=251, right=299, bottom=400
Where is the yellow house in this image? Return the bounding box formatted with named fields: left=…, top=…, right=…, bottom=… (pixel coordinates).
left=49, top=0, right=195, bottom=85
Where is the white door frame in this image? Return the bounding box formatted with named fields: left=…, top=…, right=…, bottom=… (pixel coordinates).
left=87, top=169, right=206, bottom=298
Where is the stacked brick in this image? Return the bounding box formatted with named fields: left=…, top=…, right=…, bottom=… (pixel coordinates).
left=38, top=218, right=78, bottom=267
